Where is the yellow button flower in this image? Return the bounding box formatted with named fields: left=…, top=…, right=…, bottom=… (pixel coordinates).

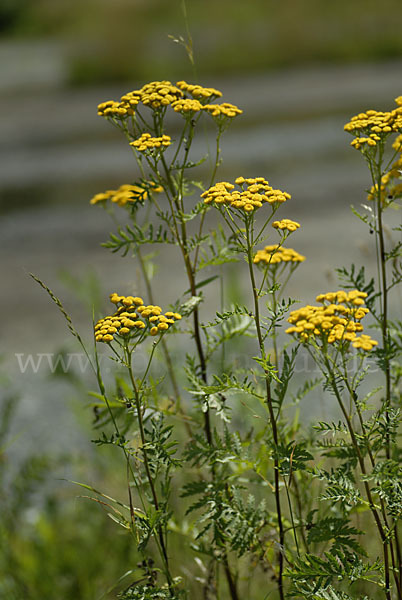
left=272, top=219, right=300, bottom=232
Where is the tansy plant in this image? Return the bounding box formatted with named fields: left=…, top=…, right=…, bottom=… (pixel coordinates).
left=33, top=84, right=402, bottom=600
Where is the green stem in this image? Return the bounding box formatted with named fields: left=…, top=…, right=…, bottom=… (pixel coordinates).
left=284, top=476, right=300, bottom=557
left=291, top=474, right=310, bottom=553
left=324, top=358, right=392, bottom=600
left=245, top=220, right=285, bottom=600
left=136, top=248, right=194, bottom=437
left=126, top=347, right=175, bottom=594
left=93, top=346, right=146, bottom=539
left=375, top=169, right=391, bottom=461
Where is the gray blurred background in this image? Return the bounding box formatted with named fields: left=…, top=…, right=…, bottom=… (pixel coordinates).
left=0, top=0, right=401, bottom=481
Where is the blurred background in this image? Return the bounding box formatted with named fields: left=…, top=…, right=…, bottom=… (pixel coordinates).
left=1, top=0, right=402, bottom=597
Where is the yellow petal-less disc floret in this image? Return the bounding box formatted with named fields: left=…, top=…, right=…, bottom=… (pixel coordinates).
left=97, top=79, right=243, bottom=122
left=345, top=100, right=402, bottom=159
left=286, top=289, right=377, bottom=351
left=97, top=81, right=183, bottom=118
left=352, top=334, right=379, bottom=351
left=139, top=80, right=183, bottom=109
left=253, top=244, right=305, bottom=265
left=94, top=294, right=182, bottom=343
left=272, top=219, right=300, bottom=232
left=202, top=102, right=243, bottom=119
left=97, top=100, right=135, bottom=119
left=176, top=81, right=223, bottom=102
left=130, top=133, right=172, bottom=153
left=201, top=177, right=291, bottom=213
left=171, top=98, right=204, bottom=114
left=90, top=182, right=163, bottom=207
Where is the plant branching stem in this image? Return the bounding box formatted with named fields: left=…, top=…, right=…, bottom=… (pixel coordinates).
left=126, top=348, right=175, bottom=595
left=326, top=362, right=392, bottom=600
left=156, top=120, right=239, bottom=600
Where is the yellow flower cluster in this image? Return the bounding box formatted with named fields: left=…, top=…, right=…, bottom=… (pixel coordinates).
left=176, top=81, right=222, bottom=101
left=130, top=133, right=171, bottom=152
left=272, top=219, right=300, bottom=232
left=98, top=81, right=183, bottom=117
left=352, top=335, right=379, bottom=351
left=97, top=80, right=242, bottom=121
left=253, top=245, right=305, bottom=265
left=201, top=177, right=290, bottom=213
left=286, top=290, right=378, bottom=350
left=140, top=81, right=184, bottom=109
left=95, top=294, right=182, bottom=343
left=171, top=98, right=204, bottom=114
left=345, top=97, right=402, bottom=148
left=97, top=100, right=135, bottom=118
left=90, top=182, right=162, bottom=206
left=202, top=102, right=243, bottom=118
left=350, top=136, right=379, bottom=150
left=393, top=134, right=402, bottom=151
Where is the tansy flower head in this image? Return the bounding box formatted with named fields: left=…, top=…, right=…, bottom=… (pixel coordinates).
left=201, top=177, right=290, bottom=213
left=344, top=105, right=402, bottom=145
left=352, top=334, right=378, bottom=351
left=253, top=245, right=305, bottom=265
left=139, top=80, right=183, bottom=109
left=95, top=294, right=182, bottom=344
left=286, top=289, right=376, bottom=350
left=171, top=98, right=203, bottom=114
left=351, top=137, right=378, bottom=150
left=130, top=133, right=171, bottom=153
left=272, top=219, right=300, bottom=233
left=97, top=100, right=135, bottom=119
left=316, top=289, right=368, bottom=306
left=90, top=181, right=163, bottom=207
left=202, top=102, right=243, bottom=120
left=392, top=134, right=402, bottom=151
left=176, top=81, right=222, bottom=102
left=97, top=82, right=183, bottom=118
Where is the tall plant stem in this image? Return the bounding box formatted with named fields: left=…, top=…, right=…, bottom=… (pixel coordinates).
left=222, top=556, right=239, bottom=600
left=246, top=222, right=285, bottom=600
left=368, top=151, right=391, bottom=460
left=136, top=247, right=194, bottom=437
left=157, top=138, right=239, bottom=600
left=159, top=149, right=212, bottom=444
left=137, top=249, right=180, bottom=400
left=178, top=235, right=241, bottom=600
left=351, top=391, right=401, bottom=597
left=375, top=169, right=391, bottom=461
left=326, top=366, right=392, bottom=600
left=372, top=152, right=402, bottom=588
left=126, top=349, right=175, bottom=594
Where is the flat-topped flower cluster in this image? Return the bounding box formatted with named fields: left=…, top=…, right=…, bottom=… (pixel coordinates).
left=345, top=95, right=402, bottom=150
left=286, top=290, right=378, bottom=350
left=272, top=219, right=300, bottom=233
left=201, top=177, right=290, bottom=213
left=97, top=80, right=242, bottom=120
left=130, top=133, right=171, bottom=153
left=89, top=182, right=162, bottom=207
left=95, top=293, right=182, bottom=343
left=253, top=244, right=305, bottom=265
